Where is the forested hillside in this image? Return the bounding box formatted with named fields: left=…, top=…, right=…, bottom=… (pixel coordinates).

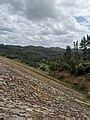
left=0, top=44, right=64, bottom=66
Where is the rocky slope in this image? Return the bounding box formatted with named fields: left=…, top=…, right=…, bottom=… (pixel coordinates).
left=0, top=57, right=89, bottom=120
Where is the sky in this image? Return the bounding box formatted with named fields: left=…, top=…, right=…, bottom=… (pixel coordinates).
left=0, top=0, right=89, bottom=48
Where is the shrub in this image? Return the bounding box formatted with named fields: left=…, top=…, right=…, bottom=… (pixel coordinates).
left=74, top=83, right=86, bottom=92
left=49, top=63, right=60, bottom=71
left=70, top=58, right=76, bottom=74
left=33, top=63, right=40, bottom=68
left=40, top=65, right=46, bottom=71
left=85, top=66, right=90, bottom=74
left=62, top=63, right=70, bottom=71
left=75, top=65, right=85, bottom=76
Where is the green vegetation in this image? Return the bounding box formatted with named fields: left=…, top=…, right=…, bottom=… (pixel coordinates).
left=0, top=45, right=64, bottom=65
left=0, top=35, right=89, bottom=99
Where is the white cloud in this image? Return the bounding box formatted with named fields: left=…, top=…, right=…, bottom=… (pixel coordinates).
left=0, top=0, right=89, bottom=48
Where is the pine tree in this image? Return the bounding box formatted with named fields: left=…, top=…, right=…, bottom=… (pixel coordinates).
left=73, top=41, right=80, bottom=64
left=63, top=46, right=72, bottom=65
left=80, top=36, right=87, bottom=61
left=87, top=35, right=90, bottom=61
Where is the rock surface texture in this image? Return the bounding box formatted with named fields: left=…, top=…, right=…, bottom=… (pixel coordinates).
left=0, top=57, right=90, bottom=120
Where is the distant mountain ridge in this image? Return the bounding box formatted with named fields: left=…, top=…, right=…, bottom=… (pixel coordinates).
left=0, top=44, right=65, bottom=66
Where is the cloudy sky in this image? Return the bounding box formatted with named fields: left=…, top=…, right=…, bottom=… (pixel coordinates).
left=0, top=0, right=89, bottom=48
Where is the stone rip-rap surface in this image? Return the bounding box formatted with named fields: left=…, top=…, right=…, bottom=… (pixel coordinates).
left=0, top=57, right=90, bottom=120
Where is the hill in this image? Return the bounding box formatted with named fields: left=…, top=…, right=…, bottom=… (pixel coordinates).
left=0, top=44, right=64, bottom=66
left=0, top=56, right=90, bottom=119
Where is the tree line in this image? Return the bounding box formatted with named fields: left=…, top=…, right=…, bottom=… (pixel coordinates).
left=49, top=34, right=89, bottom=76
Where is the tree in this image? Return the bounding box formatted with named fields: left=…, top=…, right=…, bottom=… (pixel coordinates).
left=73, top=41, right=80, bottom=64
left=63, top=46, right=72, bottom=65
left=70, top=58, right=76, bottom=74
left=80, top=36, right=87, bottom=61
left=87, top=35, right=90, bottom=61
left=87, top=35, right=90, bottom=47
